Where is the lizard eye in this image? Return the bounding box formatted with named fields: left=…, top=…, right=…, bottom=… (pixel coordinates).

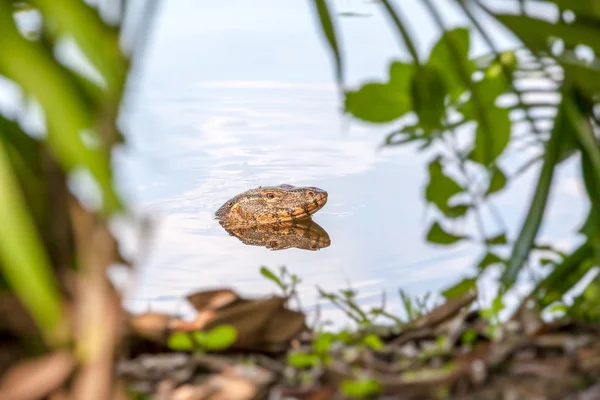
left=307, top=191, right=315, bottom=196
left=266, top=193, right=275, bottom=199
left=227, top=202, right=232, bottom=207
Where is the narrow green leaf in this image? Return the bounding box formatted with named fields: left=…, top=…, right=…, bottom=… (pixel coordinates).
left=494, top=14, right=600, bottom=56
left=411, top=65, right=446, bottom=130
left=562, top=62, right=600, bottom=100
left=0, top=139, right=65, bottom=343
left=501, top=100, right=566, bottom=287
left=486, top=166, right=507, bottom=196
left=310, top=0, right=344, bottom=86
left=167, top=332, right=194, bottom=350
left=565, top=96, right=600, bottom=264
left=442, top=278, right=476, bottom=300
left=426, top=222, right=467, bottom=245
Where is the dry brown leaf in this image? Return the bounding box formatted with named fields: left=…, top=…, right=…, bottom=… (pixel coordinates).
left=412, top=291, right=477, bottom=330
left=0, top=351, right=74, bottom=400
left=186, top=289, right=240, bottom=312
left=128, top=312, right=172, bottom=341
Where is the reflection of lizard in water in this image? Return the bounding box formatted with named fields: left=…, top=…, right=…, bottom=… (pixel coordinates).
left=214, top=184, right=330, bottom=250
left=214, top=184, right=328, bottom=227
left=220, top=218, right=331, bottom=251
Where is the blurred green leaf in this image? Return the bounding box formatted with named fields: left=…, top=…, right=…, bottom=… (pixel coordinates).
left=442, top=278, right=476, bottom=300
left=287, top=352, right=321, bottom=368
left=565, top=96, right=600, bottom=264
left=311, top=0, right=344, bottom=86
left=486, top=166, right=507, bottom=196
left=477, top=251, right=505, bottom=271
left=167, top=332, right=194, bottom=351
left=345, top=62, right=414, bottom=123
left=470, top=106, right=511, bottom=166
left=426, top=221, right=467, bottom=245
left=0, top=139, right=65, bottom=343
left=362, top=333, right=384, bottom=351
left=445, top=204, right=471, bottom=219
left=485, top=233, right=507, bottom=245
left=341, top=378, right=381, bottom=398
left=427, top=27, right=472, bottom=101
left=539, top=0, right=600, bottom=20
left=562, top=62, right=600, bottom=100
left=411, top=65, right=446, bottom=130
left=260, top=266, right=285, bottom=291
left=535, top=243, right=594, bottom=308
left=425, top=158, right=464, bottom=215
left=0, top=3, right=121, bottom=213
left=501, top=99, right=567, bottom=288
left=192, top=325, right=237, bottom=351
left=31, top=0, right=127, bottom=93
left=494, top=13, right=600, bottom=56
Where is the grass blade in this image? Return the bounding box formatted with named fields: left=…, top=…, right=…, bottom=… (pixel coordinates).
left=310, top=0, right=345, bottom=87
left=501, top=101, right=566, bottom=288
left=0, top=139, right=65, bottom=344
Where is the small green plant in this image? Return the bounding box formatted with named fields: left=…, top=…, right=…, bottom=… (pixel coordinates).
left=166, top=324, right=237, bottom=352
left=340, top=377, right=382, bottom=398
left=260, top=265, right=302, bottom=307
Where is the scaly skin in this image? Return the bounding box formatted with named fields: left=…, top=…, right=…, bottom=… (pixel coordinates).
left=214, top=184, right=328, bottom=227
left=220, top=219, right=330, bottom=251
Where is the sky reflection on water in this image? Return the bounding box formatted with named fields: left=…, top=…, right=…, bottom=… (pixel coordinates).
left=110, top=0, right=588, bottom=325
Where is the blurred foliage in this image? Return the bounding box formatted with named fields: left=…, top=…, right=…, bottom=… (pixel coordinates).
left=0, top=0, right=158, bottom=395
left=311, top=0, right=600, bottom=318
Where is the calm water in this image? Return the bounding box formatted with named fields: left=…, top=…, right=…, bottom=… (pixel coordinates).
left=108, top=0, right=588, bottom=324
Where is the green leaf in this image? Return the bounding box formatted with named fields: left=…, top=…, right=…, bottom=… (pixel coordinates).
left=427, top=27, right=472, bottom=101
left=563, top=95, right=600, bottom=265
left=540, top=0, right=600, bottom=20
left=0, top=139, right=65, bottom=343
left=426, top=222, right=467, bottom=245
left=362, top=333, right=384, bottom=351
left=411, top=65, right=446, bottom=130
left=313, top=332, right=335, bottom=355
left=287, top=352, right=321, bottom=368
left=562, top=61, right=600, bottom=100
left=477, top=252, right=505, bottom=271
left=0, top=3, right=122, bottom=213
left=345, top=61, right=414, bottom=123
left=470, top=106, right=511, bottom=166
left=425, top=158, right=464, bottom=215
left=310, top=0, right=344, bottom=86
left=341, top=378, right=382, bottom=398
left=442, top=278, right=476, bottom=300
left=193, top=325, right=237, bottom=351
left=485, top=233, right=507, bottom=245
left=501, top=99, right=566, bottom=288
left=493, top=13, right=600, bottom=56
left=445, top=204, right=471, bottom=219
left=260, top=266, right=285, bottom=291
left=486, top=167, right=507, bottom=196
left=167, top=332, right=194, bottom=351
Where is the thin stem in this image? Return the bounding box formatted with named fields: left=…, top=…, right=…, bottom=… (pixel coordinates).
left=380, top=0, right=421, bottom=64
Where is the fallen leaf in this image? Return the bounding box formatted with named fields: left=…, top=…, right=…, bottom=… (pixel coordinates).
left=0, top=351, right=74, bottom=400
